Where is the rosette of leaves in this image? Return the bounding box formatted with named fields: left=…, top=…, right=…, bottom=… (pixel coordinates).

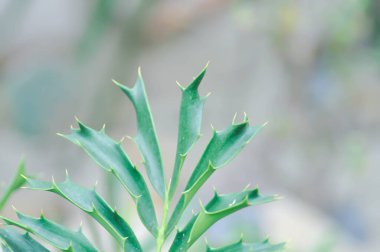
left=0, top=66, right=285, bottom=251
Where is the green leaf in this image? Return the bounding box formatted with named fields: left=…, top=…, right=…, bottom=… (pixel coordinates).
left=113, top=69, right=165, bottom=199
left=206, top=238, right=286, bottom=252
left=1, top=244, right=12, bottom=252
left=168, top=64, right=209, bottom=200
left=0, top=159, right=26, bottom=211
left=59, top=120, right=158, bottom=236
left=0, top=211, right=97, bottom=252
left=169, top=188, right=278, bottom=251
left=23, top=176, right=142, bottom=251
left=166, top=119, right=265, bottom=236
left=189, top=189, right=278, bottom=245
left=0, top=227, right=49, bottom=252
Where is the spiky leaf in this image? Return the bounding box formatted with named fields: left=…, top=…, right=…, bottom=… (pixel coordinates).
left=59, top=121, right=158, bottom=236
left=23, top=176, right=142, bottom=251
left=169, top=188, right=277, bottom=251
left=0, top=227, right=49, bottom=252
left=167, top=119, right=265, bottom=236
left=206, top=238, right=286, bottom=252
left=113, top=69, right=165, bottom=198
left=168, top=65, right=209, bottom=200
left=0, top=160, right=26, bottom=211
left=0, top=211, right=97, bottom=252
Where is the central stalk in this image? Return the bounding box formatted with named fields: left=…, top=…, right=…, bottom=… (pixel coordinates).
left=156, top=189, right=170, bottom=252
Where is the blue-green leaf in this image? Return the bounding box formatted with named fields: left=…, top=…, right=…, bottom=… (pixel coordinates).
left=167, top=119, right=265, bottom=236
left=169, top=188, right=278, bottom=251
left=0, top=227, right=49, bottom=252
left=0, top=211, right=97, bottom=252
left=168, top=64, right=209, bottom=200
left=24, top=176, right=142, bottom=251
left=1, top=244, right=12, bottom=252
left=188, top=189, right=278, bottom=245
left=59, top=121, right=158, bottom=236
left=206, top=238, right=286, bottom=252
left=113, top=69, right=165, bottom=198
left=0, top=159, right=26, bottom=211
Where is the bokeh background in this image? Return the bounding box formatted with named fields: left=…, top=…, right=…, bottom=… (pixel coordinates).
left=0, top=0, right=379, bottom=251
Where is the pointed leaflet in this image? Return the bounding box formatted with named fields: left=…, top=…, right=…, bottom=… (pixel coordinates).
left=113, top=69, right=165, bottom=198
left=169, top=188, right=278, bottom=251
left=59, top=121, right=158, bottom=236
left=0, top=159, right=26, bottom=210
left=168, top=65, right=209, bottom=200
left=206, top=238, right=286, bottom=252
left=0, top=227, right=49, bottom=252
left=24, top=176, right=142, bottom=251
left=166, top=119, right=265, bottom=236
left=0, top=211, right=97, bottom=252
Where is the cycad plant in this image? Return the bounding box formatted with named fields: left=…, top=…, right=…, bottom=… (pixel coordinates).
left=0, top=65, right=285, bottom=251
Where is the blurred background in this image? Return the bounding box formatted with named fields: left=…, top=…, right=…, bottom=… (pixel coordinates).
left=0, top=0, right=379, bottom=251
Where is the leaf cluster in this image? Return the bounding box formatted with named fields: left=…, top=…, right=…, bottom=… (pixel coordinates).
left=0, top=66, right=285, bottom=252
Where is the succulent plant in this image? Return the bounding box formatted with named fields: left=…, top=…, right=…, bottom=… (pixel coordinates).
left=0, top=65, right=285, bottom=251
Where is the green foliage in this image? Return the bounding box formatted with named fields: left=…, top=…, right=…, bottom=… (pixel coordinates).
left=206, top=238, right=286, bottom=252
left=0, top=66, right=284, bottom=251
left=0, top=227, right=49, bottom=252
left=2, top=211, right=97, bottom=252
left=168, top=65, right=208, bottom=201
left=0, top=160, right=26, bottom=211
left=113, top=70, right=165, bottom=199
left=24, top=176, right=142, bottom=251
left=166, top=117, right=266, bottom=237
left=58, top=119, right=158, bottom=237
left=169, top=189, right=279, bottom=251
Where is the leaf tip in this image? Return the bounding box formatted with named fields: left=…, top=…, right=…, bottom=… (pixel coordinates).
left=40, top=209, right=45, bottom=219
left=239, top=232, right=244, bottom=241
left=212, top=185, right=217, bottom=194
left=20, top=174, right=29, bottom=181
left=210, top=124, right=217, bottom=134
left=65, top=169, right=70, bottom=180
left=56, top=132, right=65, bottom=137
left=74, top=117, right=87, bottom=132
left=93, top=180, right=99, bottom=190
left=202, top=92, right=212, bottom=101
left=191, top=208, right=197, bottom=216
left=78, top=221, right=83, bottom=232
left=111, top=79, right=122, bottom=87
left=243, top=183, right=251, bottom=191
left=137, top=66, right=142, bottom=77
left=205, top=60, right=210, bottom=69
left=101, top=124, right=106, bottom=132
left=176, top=81, right=185, bottom=91
left=204, top=237, right=209, bottom=245
left=113, top=79, right=133, bottom=95
left=11, top=205, right=17, bottom=212
left=232, top=112, right=238, bottom=124
left=118, top=136, right=126, bottom=144
left=74, top=115, right=80, bottom=123
left=243, top=112, right=248, bottom=122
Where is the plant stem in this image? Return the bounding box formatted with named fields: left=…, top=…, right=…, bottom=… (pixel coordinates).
left=156, top=189, right=171, bottom=252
